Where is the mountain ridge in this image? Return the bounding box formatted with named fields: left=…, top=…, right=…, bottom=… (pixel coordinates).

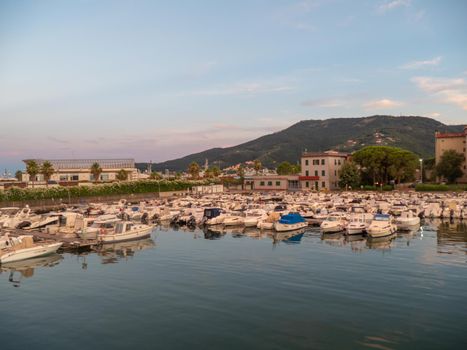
left=137, top=115, right=464, bottom=171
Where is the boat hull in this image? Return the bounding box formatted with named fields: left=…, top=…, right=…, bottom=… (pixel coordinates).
left=0, top=242, right=63, bottom=264
left=98, top=227, right=153, bottom=243
left=274, top=222, right=308, bottom=232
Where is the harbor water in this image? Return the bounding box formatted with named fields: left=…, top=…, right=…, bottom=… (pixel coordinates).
left=1, top=220, right=466, bottom=349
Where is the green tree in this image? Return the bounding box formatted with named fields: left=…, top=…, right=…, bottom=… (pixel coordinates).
left=188, top=162, right=200, bottom=179
left=435, top=150, right=464, bottom=183
left=338, top=162, right=360, bottom=189
left=277, top=161, right=293, bottom=175
left=209, top=166, right=221, bottom=177
left=388, top=149, right=418, bottom=184
left=25, top=160, right=39, bottom=187
left=291, top=164, right=301, bottom=174
left=40, top=161, right=55, bottom=187
left=352, top=146, right=419, bottom=185
left=254, top=159, right=262, bottom=174
left=150, top=172, right=162, bottom=180
left=90, top=162, right=103, bottom=183
left=14, top=170, right=22, bottom=181
left=116, top=169, right=129, bottom=181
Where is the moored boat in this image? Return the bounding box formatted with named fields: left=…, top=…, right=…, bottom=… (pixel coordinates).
left=0, top=234, right=63, bottom=264
left=367, top=214, right=397, bottom=238
left=274, top=212, right=308, bottom=232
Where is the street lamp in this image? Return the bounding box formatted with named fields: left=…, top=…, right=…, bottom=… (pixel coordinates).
left=419, top=158, right=423, bottom=183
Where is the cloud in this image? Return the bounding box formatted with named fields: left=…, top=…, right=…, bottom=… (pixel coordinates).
left=363, top=99, right=404, bottom=110
left=400, top=56, right=442, bottom=70
left=302, top=97, right=346, bottom=108
left=190, top=81, right=294, bottom=96
left=378, top=0, right=410, bottom=13
left=412, top=76, right=467, bottom=110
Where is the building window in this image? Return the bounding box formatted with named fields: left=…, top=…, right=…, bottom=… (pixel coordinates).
left=101, top=174, right=109, bottom=181
left=306, top=181, right=309, bottom=188
left=276, top=181, right=281, bottom=186
left=305, top=160, right=309, bottom=165
left=338, top=160, right=341, bottom=165
left=314, top=170, right=318, bottom=176
left=321, top=159, right=325, bottom=165
left=313, top=159, right=319, bottom=165
left=322, top=170, right=325, bottom=176
left=315, top=181, right=318, bottom=190
left=59, top=175, right=68, bottom=181
left=260, top=181, right=265, bottom=186
left=305, top=170, right=309, bottom=176
left=335, top=170, right=337, bottom=176
left=268, top=181, right=272, bottom=186
left=70, top=174, right=79, bottom=181
left=334, top=159, right=337, bottom=165
left=322, top=181, right=325, bottom=188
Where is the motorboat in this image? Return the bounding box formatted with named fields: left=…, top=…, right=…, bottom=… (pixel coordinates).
left=257, top=212, right=280, bottom=230
left=0, top=234, right=63, bottom=264
left=320, top=213, right=347, bottom=233
left=274, top=212, right=308, bottom=232
left=77, top=215, right=120, bottom=240
left=394, top=210, right=420, bottom=231
left=98, top=221, right=153, bottom=243
left=223, top=212, right=245, bottom=226
left=367, top=214, right=397, bottom=238
left=346, top=213, right=373, bottom=235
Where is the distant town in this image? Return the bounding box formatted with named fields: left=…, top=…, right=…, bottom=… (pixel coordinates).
left=1, top=126, right=466, bottom=197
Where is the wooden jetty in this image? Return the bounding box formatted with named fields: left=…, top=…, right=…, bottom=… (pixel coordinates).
left=2, top=228, right=100, bottom=252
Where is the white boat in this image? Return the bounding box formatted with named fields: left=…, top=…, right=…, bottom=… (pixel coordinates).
left=367, top=214, right=397, bottom=238
left=223, top=213, right=245, bottom=226
left=98, top=221, right=153, bottom=243
left=77, top=215, right=120, bottom=240
left=0, top=234, right=63, bottom=264
left=395, top=211, right=420, bottom=231
left=346, top=213, right=373, bottom=235
left=274, top=213, right=308, bottom=232
left=321, top=213, right=347, bottom=233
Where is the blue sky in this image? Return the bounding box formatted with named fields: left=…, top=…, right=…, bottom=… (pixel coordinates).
left=1, top=0, right=466, bottom=172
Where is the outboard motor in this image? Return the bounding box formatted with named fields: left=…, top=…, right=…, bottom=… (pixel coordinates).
left=141, top=212, right=149, bottom=225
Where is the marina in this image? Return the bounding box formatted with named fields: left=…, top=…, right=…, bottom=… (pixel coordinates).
left=1, top=191, right=467, bottom=349
left=1, top=211, right=466, bottom=349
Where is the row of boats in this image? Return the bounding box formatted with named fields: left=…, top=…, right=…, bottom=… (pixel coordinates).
left=1, top=190, right=464, bottom=263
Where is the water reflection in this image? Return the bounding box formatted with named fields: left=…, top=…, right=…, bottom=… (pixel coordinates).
left=433, top=219, right=467, bottom=258
left=96, top=238, right=156, bottom=264
left=272, top=229, right=305, bottom=245
left=0, top=254, right=62, bottom=287
left=366, top=233, right=397, bottom=250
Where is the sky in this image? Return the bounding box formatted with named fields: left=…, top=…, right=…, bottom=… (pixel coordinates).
left=1, top=0, right=466, bottom=172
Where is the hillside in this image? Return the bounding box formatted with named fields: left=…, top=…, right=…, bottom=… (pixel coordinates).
left=137, top=115, right=464, bottom=171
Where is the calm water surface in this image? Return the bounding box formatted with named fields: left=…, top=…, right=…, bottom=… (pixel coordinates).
left=1, top=220, right=466, bottom=350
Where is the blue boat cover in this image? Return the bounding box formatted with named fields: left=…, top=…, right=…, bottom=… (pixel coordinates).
left=374, top=214, right=390, bottom=220
left=279, top=212, right=305, bottom=224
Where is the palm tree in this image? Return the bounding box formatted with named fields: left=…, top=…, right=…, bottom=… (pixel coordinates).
left=90, top=162, right=103, bottom=183
left=40, top=161, right=55, bottom=187
left=14, top=170, right=22, bottom=181
left=25, top=160, right=39, bottom=188
left=116, top=169, right=128, bottom=181
left=188, top=162, right=200, bottom=179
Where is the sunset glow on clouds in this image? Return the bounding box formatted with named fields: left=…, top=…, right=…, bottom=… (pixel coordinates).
left=0, top=0, right=466, bottom=170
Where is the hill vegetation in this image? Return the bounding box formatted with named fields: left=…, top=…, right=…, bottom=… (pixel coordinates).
left=137, top=115, right=463, bottom=171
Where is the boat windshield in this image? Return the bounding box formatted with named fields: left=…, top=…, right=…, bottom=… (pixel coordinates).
left=326, top=217, right=338, bottom=221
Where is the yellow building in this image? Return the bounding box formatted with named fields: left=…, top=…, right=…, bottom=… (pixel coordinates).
left=435, top=126, right=467, bottom=183
left=300, top=151, right=349, bottom=190
left=22, top=159, right=138, bottom=184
